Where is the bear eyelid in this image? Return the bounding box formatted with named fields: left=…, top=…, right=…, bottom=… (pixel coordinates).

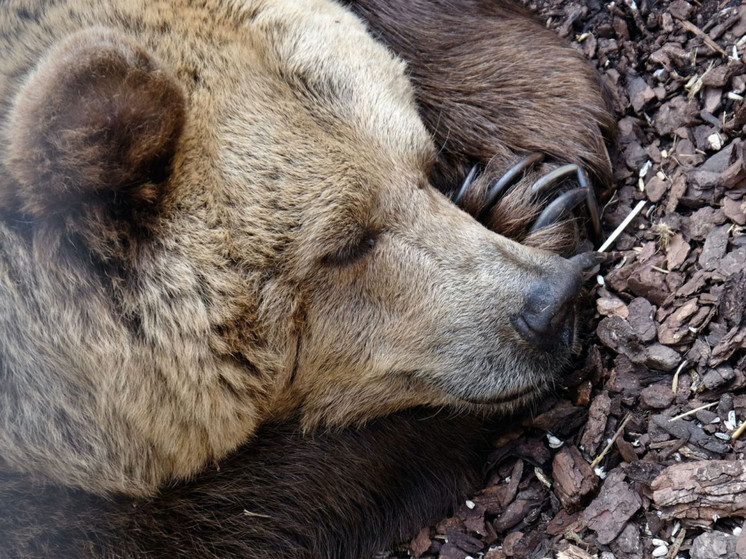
left=322, top=229, right=379, bottom=267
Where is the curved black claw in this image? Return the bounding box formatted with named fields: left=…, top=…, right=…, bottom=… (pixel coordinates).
left=579, top=167, right=602, bottom=244
left=453, top=164, right=481, bottom=205
left=530, top=188, right=587, bottom=233
left=529, top=163, right=602, bottom=243
left=530, top=163, right=580, bottom=194
left=478, top=152, right=544, bottom=221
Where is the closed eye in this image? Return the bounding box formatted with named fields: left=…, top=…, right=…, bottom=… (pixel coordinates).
left=322, top=230, right=378, bottom=266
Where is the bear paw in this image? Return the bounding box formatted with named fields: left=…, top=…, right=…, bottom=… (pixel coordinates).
left=453, top=153, right=607, bottom=257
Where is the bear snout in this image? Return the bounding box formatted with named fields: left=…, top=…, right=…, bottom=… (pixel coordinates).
left=510, top=255, right=586, bottom=352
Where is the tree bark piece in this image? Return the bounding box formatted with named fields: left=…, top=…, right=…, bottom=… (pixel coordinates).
left=581, top=469, right=642, bottom=545
left=552, top=445, right=598, bottom=512
left=652, top=460, right=746, bottom=526
left=557, top=544, right=596, bottom=559
left=580, top=392, right=611, bottom=456
left=690, top=531, right=738, bottom=559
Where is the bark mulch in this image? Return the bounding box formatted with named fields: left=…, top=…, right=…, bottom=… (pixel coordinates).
left=390, top=1, right=746, bottom=557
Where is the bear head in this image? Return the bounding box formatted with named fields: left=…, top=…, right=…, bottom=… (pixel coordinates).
left=0, top=0, right=586, bottom=496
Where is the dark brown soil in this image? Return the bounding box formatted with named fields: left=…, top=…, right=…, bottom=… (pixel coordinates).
left=390, top=1, right=746, bottom=558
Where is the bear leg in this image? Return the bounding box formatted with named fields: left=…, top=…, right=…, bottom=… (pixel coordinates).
left=347, top=0, right=616, bottom=192
left=0, top=411, right=488, bottom=559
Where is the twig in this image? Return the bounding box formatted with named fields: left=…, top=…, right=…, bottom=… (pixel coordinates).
left=242, top=509, right=272, bottom=519
left=668, top=401, right=717, bottom=422
left=665, top=527, right=686, bottom=559
left=671, top=360, right=688, bottom=394
left=598, top=200, right=647, bottom=252
left=534, top=466, right=552, bottom=489
left=678, top=19, right=729, bottom=57
left=590, top=414, right=631, bottom=468
left=732, top=420, right=746, bottom=440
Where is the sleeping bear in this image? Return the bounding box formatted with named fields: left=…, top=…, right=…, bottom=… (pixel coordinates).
left=0, top=0, right=615, bottom=557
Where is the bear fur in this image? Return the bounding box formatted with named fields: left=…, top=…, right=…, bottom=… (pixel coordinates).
left=0, top=0, right=614, bottom=556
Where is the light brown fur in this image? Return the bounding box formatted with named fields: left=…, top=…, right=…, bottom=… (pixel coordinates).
left=1, top=0, right=599, bottom=500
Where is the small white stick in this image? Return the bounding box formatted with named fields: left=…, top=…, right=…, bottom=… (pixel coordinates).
left=599, top=200, right=647, bottom=252
left=668, top=401, right=717, bottom=422
left=732, top=421, right=746, bottom=440
left=590, top=414, right=631, bottom=468
left=672, top=360, right=688, bottom=394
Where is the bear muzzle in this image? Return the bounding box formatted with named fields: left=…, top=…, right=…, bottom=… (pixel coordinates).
left=511, top=251, right=603, bottom=353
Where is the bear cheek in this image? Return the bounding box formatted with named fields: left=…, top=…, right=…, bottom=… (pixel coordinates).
left=2, top=28, right=185, bottom=220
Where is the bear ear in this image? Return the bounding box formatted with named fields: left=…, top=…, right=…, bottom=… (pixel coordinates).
left=2, top=28, right=185, bottom=219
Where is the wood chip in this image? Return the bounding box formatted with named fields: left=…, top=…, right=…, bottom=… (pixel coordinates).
left=581, top=469, right=643, bottom=544
left=652, top=461, right=746, bottom=525
left=552, top=445, right=598, bottom=512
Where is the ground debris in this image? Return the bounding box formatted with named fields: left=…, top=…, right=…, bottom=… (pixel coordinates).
left=556, top=543, right=596, bottom=559
left=581, top=469, right=642, bottom=544
left=580, top=391, right=610, bottom=455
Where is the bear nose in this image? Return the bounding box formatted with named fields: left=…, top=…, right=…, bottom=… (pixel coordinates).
left=510, top=253, right=598, bottom=351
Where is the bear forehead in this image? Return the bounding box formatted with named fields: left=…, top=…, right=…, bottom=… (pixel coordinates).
left=151, top=0, right=439, bottom=246
left=201, top=0, right=437, bottom=186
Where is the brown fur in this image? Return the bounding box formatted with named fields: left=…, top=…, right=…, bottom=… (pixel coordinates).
left=0, top=0, right=614, bottom=556
left=0, top=410, right=489, bottom=559
left=347, top=0, right=616, bottom=254
left=347, top=0, right=615, bottom=189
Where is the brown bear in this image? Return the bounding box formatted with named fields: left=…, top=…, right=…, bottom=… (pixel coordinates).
left=0, top=0, right=615, bottom=557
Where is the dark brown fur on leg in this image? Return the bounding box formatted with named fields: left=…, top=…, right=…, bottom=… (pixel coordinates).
left=0, top=411, right=488, bottom=559
left=347, top=0, right=616, bottom=193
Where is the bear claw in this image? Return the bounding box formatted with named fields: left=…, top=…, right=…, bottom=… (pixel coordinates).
left=452, top=163, right=481, bottom=206
left=454, top=154, right=603, bottom=246
left=530, top=163, right=602, bottom=243
left=478, top=152, right=545, bottom=220
left=530, top=187, right=588, bottom=234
